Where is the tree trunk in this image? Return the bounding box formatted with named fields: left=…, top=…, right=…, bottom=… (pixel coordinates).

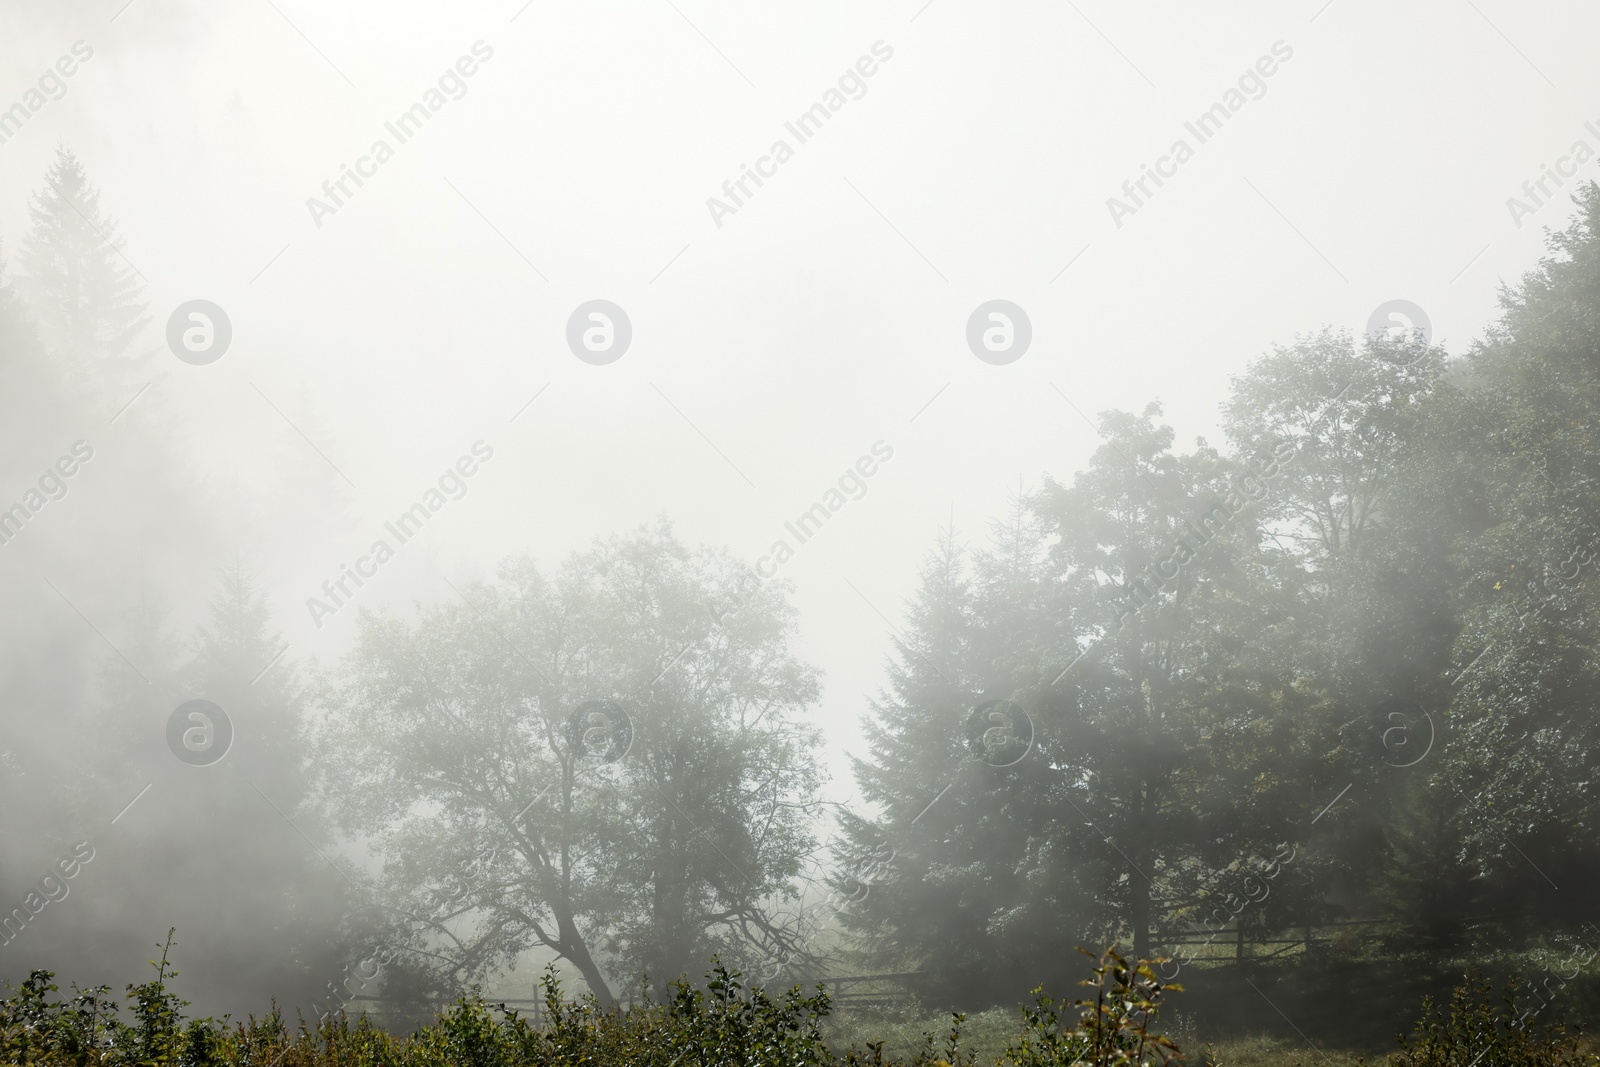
left=1130, top=864, right=1152, bottom=960
left=1129, top=780, right=1152, bottom=960
left=556, top=913, right=613, bottom=1006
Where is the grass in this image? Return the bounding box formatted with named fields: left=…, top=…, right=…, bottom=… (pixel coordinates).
left=823, top=1005, right=1370, bottom=1067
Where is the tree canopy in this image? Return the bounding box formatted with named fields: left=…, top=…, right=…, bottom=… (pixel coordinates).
left=311, top=521, right=825, bottom=1005
left=838, top=184, right=1600, bottom=1007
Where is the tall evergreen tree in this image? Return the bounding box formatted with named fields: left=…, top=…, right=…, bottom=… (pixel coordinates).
left=836, top=519, right=1080, bottom=1007
left=29, top=566, right=349, bottom=1020
left=0, top=151, right=336, bottom=1019
left=17, top=146, right=150, bottom=388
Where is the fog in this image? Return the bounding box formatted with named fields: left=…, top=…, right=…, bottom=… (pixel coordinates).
left=3, top=0, right=1600, bottom=1051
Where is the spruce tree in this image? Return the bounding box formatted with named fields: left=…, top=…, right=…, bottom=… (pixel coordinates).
left=172, top=562, right=350, bottom=1008
left=836, top=517, right=1098, bottom=1007
left=17, top=146, right=150, bottom=389
left=32, top=565, right=351, bottom=1019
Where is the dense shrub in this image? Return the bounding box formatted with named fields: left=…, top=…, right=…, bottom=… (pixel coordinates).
left=59, top=937, right=1595, bottom=1067
left=1003, top=947, right=1183, bottom=1067
left=1389, top=971, right=1597, bottom=1067
left=18, top=940, right=1597, bottom=1067
left=0, top=933, right=989, bottom=1067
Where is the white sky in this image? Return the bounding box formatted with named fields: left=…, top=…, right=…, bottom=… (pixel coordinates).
left=4, top=0, right=1599, bottom=814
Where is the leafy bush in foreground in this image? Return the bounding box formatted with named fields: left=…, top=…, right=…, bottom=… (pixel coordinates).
left=0, top=938, right=1187, bottom=1067
left=1003, top=947, right=1183, bottom=1067
left=0, top=932, right=973, bottom=1067
left=12, top=936, right=1591, bottom=1067
left=1389, top=971, right=1597, bottom=1067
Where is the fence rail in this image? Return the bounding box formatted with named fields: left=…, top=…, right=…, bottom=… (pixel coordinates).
left=819, top=972, right=927, bottom=1008
left=1152, top=916, right=1420, bottom=965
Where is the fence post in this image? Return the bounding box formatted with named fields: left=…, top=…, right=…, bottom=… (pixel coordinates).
left=1236, top=921, right=1244, bottom=963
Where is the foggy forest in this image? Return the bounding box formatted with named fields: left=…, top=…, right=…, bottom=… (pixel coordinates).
left=4, top=3, right=1600, bottom=1066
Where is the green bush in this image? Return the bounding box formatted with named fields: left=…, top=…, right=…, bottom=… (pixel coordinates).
left=1390, top=971, right=1597, bottom=1067
left=0, top=936, right=1192, bottom=1067
left=1, top=934, right=978, bottom=1067
left=1002, top=946, right=1183, bottom=1067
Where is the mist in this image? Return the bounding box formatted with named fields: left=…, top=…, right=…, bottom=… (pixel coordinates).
left=3, top=0, right=1600, bottom=1058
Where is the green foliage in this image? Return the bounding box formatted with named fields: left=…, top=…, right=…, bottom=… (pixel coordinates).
left=844, top=185, right=1600, bottom=991
left=1415, top=183, right=1600, bottom=939
left=0, top=933, right=205, bottom=1067
left=0, top=945, right=1192, bottom=1067
left=313, top=521, right=826, bottom=1005
left=1003, top=946, right=1183, bottom=1067
left=1391, top=971, right=1597, bottom=1067
left=123, top=932, right=188, bottom=1067
left=842, top=409, right=1328, bottom=1003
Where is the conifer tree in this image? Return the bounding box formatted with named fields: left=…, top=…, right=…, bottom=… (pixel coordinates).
left=32, top=565, right=350, bottom=1019
left=17, top=146, right=150, bottom=388
left=835, top=514, right=1100, bottom=1007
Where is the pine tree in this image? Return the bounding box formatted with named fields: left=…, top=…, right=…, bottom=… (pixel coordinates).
left=32, top=564, right=352, bottom=1020
left=835, top=519, right=1095, bottom=1007
left=170, top=560, right=349, bottom=1001
left=17, top=146, right=150, bottom=388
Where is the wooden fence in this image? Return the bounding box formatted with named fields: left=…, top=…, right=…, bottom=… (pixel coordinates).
left=1152, top=917, right=1396, bottom=966
left=342, top=921, right=1425, bottom=1026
